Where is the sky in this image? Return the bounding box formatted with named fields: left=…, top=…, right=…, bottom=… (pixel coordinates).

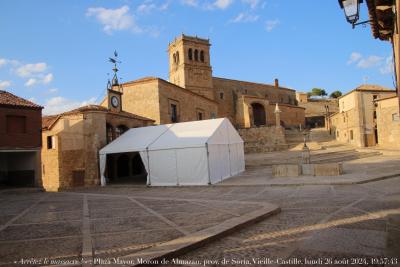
left=0, top=0, right=395, bottom=115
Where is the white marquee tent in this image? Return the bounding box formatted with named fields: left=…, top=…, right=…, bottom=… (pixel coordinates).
left=99, top=118, right=245, bottom=186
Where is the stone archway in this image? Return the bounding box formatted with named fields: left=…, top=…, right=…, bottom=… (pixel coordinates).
left=251, top=103, right=266, bottom=126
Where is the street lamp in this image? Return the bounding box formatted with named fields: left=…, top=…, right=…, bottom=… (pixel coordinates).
left=338, top=0, right=370, bottom=28
left=339, top=0, right=362, bottom=25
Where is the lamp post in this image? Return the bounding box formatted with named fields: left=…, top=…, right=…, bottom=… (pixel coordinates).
left=338, top=0, right=370, bottom=28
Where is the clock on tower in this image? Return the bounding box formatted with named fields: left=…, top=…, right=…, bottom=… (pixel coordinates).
left=106, top=51, right=123, bottom=112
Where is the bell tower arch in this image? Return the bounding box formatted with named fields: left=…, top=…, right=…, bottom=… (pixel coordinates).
left=168, top=34, right=214, bottom=100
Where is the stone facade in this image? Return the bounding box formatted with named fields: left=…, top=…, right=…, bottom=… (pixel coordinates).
left=41, top=105, right=153, bottom=191
left=297, top=98, right=339, bottom=128
left=113, top=34, right=305, bottom=130
left=238, top=126, right=287, bottom=153
left=375, top=96, right=400, bottom=149
left=115, top=77, right=218, bottom=125
left=330, top=85, right=396, bottom=147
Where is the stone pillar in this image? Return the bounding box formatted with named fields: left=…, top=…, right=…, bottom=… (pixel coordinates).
left=274, top=103, right=282, bottom=128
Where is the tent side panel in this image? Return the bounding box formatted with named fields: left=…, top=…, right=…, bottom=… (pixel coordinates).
left=208, top=144, right=231, bottom=183
left=229, top=143, right=245, bottom=175
left=99, top=154, right=106, bottom=186
left=176, top=147, right=209, bottom=185
left=148, top=150, right=178, bottom=186
left=139, top=151, right=150, bottom=185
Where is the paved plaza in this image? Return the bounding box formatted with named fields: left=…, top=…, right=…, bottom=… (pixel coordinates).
left=0, top=173, right=400, bottom=266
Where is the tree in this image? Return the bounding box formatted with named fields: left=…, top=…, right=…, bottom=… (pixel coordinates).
left=330, top=90, right=342, bottom=98
left=309, top=88, right=327, bottom=97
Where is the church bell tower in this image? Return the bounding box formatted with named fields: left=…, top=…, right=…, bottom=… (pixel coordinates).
left=168, top=34, right=214, bottom=100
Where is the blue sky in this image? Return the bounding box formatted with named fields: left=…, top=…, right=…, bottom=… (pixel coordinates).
left=0, top=0, right=395, bottom=114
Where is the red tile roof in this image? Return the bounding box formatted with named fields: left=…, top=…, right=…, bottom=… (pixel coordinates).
left=42, top=104, right=154, bottom=130
left=0, top=90, right=43, bottom=109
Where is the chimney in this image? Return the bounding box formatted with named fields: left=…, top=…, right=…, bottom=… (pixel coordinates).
left=274, top=78, right=279, bottom=88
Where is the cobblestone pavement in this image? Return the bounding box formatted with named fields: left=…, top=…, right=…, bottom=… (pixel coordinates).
left=0, top=187, right=266, bottom=266
left=1, top=176, right=400, bottom=266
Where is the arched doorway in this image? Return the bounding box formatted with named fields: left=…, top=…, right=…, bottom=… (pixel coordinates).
left=251, top=103, right=266, bottom=126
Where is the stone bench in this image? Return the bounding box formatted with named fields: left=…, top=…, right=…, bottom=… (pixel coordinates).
left=272, top=163, right=343, bottom=177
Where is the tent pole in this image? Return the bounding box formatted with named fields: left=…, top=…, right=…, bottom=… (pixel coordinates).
left=146, top=147, right=151, bottom=186
left=206, top=143, right=211, bottom=185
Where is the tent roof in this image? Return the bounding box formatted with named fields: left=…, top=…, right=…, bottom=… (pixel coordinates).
left=99, top=118, right=243, bottom=155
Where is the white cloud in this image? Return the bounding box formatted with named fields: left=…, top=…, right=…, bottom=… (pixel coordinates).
left=86, top=5, right=141, bottom=34
left=43, top=73, right=53, bottom=84
left=16, top=62, right=47, bottom=77
left=43, top=96, right=97, bottom=115
left=265, top=19, right=280, bottom=32
left=181, top=0, right=198, bottom=6
left=0, top=58, right=6, bottom=67
left=25, top=78, right=37, bottom=87
left=213, top=0, right=234, bottom=9
left=241, top=0, right=260, bottom=9
left=357, top=55, right=383, bottom=69
left=347, top=52, right=362, bottom=65
left=137, top=0, right=170, bottom=14
left=230, top=12, right=259, bottom=23
left=0, top=80, right=11, bottom=90
left=380, top=56, right=394, bottom=74
left=0, top=58, right=20, bottom=68
left=137, top=2, right=157, bottom=14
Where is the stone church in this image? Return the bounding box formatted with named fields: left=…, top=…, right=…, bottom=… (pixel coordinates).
left=101, top=34, right=305, bottom=129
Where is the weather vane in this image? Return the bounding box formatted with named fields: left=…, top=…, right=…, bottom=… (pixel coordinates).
left=108, top=50, right=121, bottom=87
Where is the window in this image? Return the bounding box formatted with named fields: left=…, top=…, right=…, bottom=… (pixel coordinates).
left=47, top=136, right=55, bottom=149
left=373, top=111, right=377, bottom=119
left=176, top=51, right=179, bottom=64
left=200, top=50, right=205, bottom=62
left=173, top=54, right=176, bottom=64
left=6, top=115, right=26, bottom=134
left=343, top=115, right=346, bottom=123
left=188, top=48, right=193, bottom=60
left=106, top=124, right=114, bottom=144
left=219, top=92, right=224, bottom=100
left=211, top=112, right=216, bottom=119
left=194, top=49, right=199, bottom=61
left=197, top=112, right=203, bottom=120
left=115, top=125, right=128, bottom=138
left=393, top=113, right=400, bottom=121
left=337, top=131, right=339, bottom=137
left=171, top=104, right=178, bottom=123
left=350, top=130, right=353, bottom=140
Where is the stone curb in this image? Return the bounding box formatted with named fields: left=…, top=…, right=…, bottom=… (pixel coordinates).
left=217, top=172, right=400, bottom=187
left=118, top=204, right=281, bottom=267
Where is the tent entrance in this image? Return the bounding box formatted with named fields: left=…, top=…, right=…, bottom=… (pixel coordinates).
left=105, top=152, right=147, bottom=184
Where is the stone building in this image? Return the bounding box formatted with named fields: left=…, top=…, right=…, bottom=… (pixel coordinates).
left=367, top=0, right=400, bottom=111
left=329, top=84, right=396, bottom=147
left=296, top=92, right=339, bottom=129
left=41, top=86, right=153, bottom=191
left=375, top=95, right=400, bottom=149
left=107, top=35, right=305, bottom=129
left=0, top=90, right=43, bottom=187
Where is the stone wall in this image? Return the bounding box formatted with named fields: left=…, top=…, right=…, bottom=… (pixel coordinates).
left=376, top=97, right=400, bottom=149
left=330, top=90, right=396, bottom=147
left=158, top=79, right=218, bottom=124
left=120, top=78, right=162, bottom=124
left=41, top=111, right=152, bottom=191
left=238, top=126, right=287, bottom=153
